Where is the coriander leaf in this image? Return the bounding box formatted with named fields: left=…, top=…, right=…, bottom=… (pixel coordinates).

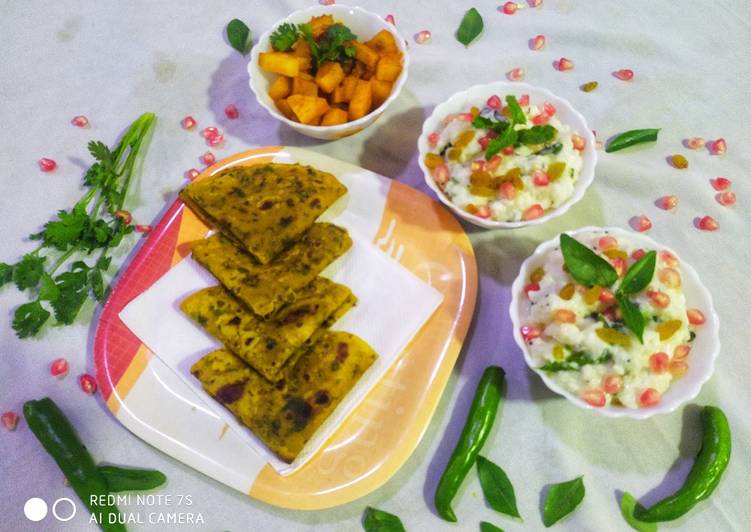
left=96, top=255, right=112, bottom=271
left=539, top=351, right=612, bottom=372
left=620, top=492, right=656, bottom=532
left=560, top=234, right=618, bottom=288
left=456, top=7, right=484, bottom=47
left=0, top=262, right=13, bottom=287
left=83, top=162, right=110, bottom=187
left=542, top=476, right=585, bottom=527
left=362, top=506, right=405, bottom=532
left=13, top=300, right=50, bottom=338
left=38, top=273, right=60, bottom=301
left=12, top=254, right=46, bottom=290
left=619, top=250, right=656, bottom=295
left=88, top=140, right=114, bottom=166
left=477, top=456, right=521, bottom=519
left=226, top=18, right=253, bottom=55
left=505, top=95, right=527, bottom=125
left=269, top=22, right=299, bottom=51
left=314, top=23, right=358, bottom=67
left=486, top=127, right=517, bottom=160
left=518, top=125, right=557, bottom=145
left=605, top=129, right=660, bottom=153
left=88, top=268, right=105, bottom=300
left=617, top=293, right=645, bottom=343
left=50, top=269, right=89, bottom=324
left=480, top=522, right=504, bottom=532
left=32, top=206, right=89, bottom=251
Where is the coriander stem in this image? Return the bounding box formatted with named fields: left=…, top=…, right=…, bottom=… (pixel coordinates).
left=48, top=247, right=77, bottom=276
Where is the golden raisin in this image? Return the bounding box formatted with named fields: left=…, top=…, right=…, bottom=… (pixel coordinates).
left=470, top=106, right=481, bottom=118
left=454, top=130, right=476, bottom=149
left=465, top=203, right=479, bottom=215
left=447, top=147, right=463, bottom=161
left=596, top=327, right=632, bottom=347
left=657, top=319, right=683, bottom=341
left=603, top=249, right=628, bottom=260
left=670, top=154, right=688, bottom=169
left=530, top=267, right=545, bottom=283
left=424, top=153, right=443, bottom=170
left=547, top=161, right=566, bottom=181
left=552, top=344, right=565, bottom=360
left=559, top=283, right=575, bottom=300
left=584, top=286, right=603, bottom=305
left=581, top=81, right=598, bottom=92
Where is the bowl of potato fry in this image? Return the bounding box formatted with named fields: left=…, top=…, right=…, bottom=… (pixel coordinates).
left=249, top=5, right=409, bottom=140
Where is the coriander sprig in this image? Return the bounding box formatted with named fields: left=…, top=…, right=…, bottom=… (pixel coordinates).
left=1, top=112, right=156, bottom=338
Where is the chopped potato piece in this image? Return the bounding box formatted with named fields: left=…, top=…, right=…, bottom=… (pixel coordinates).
left=348, top=79, right=372, bottom=121
left=330, top=85, right=346, bottom=104
left=370, top=79, right=393, bottom=108
left=292, top=76, right=318, bottom=97
left=310, top=14, right=334, bottom=38
left=275, top=98, right=297, bottom=121
left=292, top=38, right=312, bottom=58
left=342, top=75, right=358, bottom=101
left=352, top=41, right=379, bottom=69
left=321, top=108, right=348, bottom=126
left=315, top=62, right=346, bottom=93
left=366, top=30, right=399, bottom=55
left=375, top=54, right=402, bottom=82
left=268, top=76, right=291, bottom=100
left=259, top=52, right=299, bottom=77
left=287, top=94, right=330, bottom=124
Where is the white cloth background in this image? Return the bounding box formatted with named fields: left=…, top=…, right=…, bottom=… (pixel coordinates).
left=1, top=1, right=749, bottom=531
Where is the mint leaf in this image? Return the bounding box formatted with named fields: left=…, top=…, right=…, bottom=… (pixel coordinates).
left=226, top=18, right=253, bottom=55
left=620, top=492, right=656, bottom=532
left=477, top=456, right=521, bottom=519
left=616, top=293, right=645, bottom=343
left=505, top=95, right=527, bottom=125
left=619, top=250, right=656, bottom=295
left=560, top=234, right=618, bottom=288
left=518, top=125, right=557, bottom=145
left=362, top=506, right=405, bottom=532
left=456, top=7, right=484, bottom=47
left=12, top=254, right=46, bottom=290
left=13, top=300, right=50, bottom=338
left=485, top=127, right=517, bottom=160
left=542, top=476, right=585, bottom=527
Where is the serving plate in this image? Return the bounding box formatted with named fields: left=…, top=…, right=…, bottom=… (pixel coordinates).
left=93, top=146, right=477, bottom=509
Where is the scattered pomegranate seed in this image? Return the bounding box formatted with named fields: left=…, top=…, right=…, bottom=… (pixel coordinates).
left=631, top=249, right=646, bottom=261
left=687, top=308, right=706, bottom=325
left=478, top=136, right=491, bottom=150
left=709, top=138, right=727, bottom=155
left=486, top=154, right=503, bottom=172
left=427, top=132, right=440, bottom=146
left=656, top=195, right=678, bottom=210
left=658, top=267, right=681, bottom=288
left=571, top=134, right=586, bottom=151
left=602, top=374, right=623, bottom=394
left=501, top=2, right=521, bottom=15
left=433, top=164, right=449, bottom=185
left=613, top=69, right=634, bottom=81
left=414, top=30, right=432, bottom=45
left=319, top=0, right=335, bottom=5
left=543, top=102, right=557, bottom=117
left=114, top=210, right=132, bottom=225
left=503, top=145, right=515, bottom=155
left=669, top=360, right=688, bottom=377
left=224, top=104, right=239, bottom=119
left=598, top=235, right=618, bottom=251
left=207, top=134, right=225, bottom=147
left=71, top=115, right=89, bottom=128
left=711, top=177, right=731, bottom=190
left=79, top=374, right=97, bottom=395
left=533, top=170, right=550, bottom=187
left=384, top=14, right=396, bottom=25
left=555, top=57, right=574, bottom=71
left=686, top=137, right=705, bottom=150
left=519, top=94, right=530, bottom=106
left=673, top=344, right=691, bottom=360
left=659, top=250, right=678, bottom=268
left=186, top=168, right=200, bottom=180
left=521, top=325, right=542, bottom=342
left=697, top=215, right=719, bottom=231
left=669, top=154, right=689, bottom=169
left=528, top=0, right=542, bottom=6
left=457, top=112, right=474, bottom=122
left=201, top=126, right=219, bottom=139
left=649, top=352, right=670, bottom=374
left=717, top=191, right=736, bottom=207
left=50, top=358, right=70, bottom=378
left=201, top=151, right=216, bottom=165
left=475, top=205, right=492, bottom=219
left=599, top=289, right=616, bottom=306
left=135, top=224, right=152, bottom=234
left=611, top=257, right=627, bottom=277
left=486, top=95, right=502, bottom=109
left=524, top=282, right=541, bottom=297
left=638, top=388, right=661, bottom=407
left=582, top=389, right=606, bottom=407
left=553, top=309, right=576, bottom=323
left=39, top=158, right=57, bottom=172
left=181, top=116, right=197, bottom=130
left=532, top=114, right=550, bottom=125
left=647, top=289, right=671, bottom=309
left=1, top=411, right=19, bottom=431
left=630, top=215, right=652, bottom=232
left=530, top=34, right=546, bottom=50
left=522, top=204, right=544, bottom=220
left=499, top=181, right=516, bottom=200
left=506, top=68, right=525, bottom=81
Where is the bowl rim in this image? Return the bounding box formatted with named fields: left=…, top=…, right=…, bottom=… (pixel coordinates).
left=417, top=81, right=597, bottom=229
left=247, top=4, right=410, bottom=134
left=509, top=226, right=721, bottom=419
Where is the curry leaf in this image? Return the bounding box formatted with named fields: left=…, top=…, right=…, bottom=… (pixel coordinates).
left=477, top=456, right=521, bottom=519
left=542, top=476, right=585, bottom=527
left=486, top=127, right=518, bottom=160
left=505, top=95, right=527, bottom=125
left=456, top=7, right=484, bottom=47
left=616, top=293, right=645, bottom=343
left=560, top=234, right=618, bottom=288
left=619, top=250, right=656, bottom=295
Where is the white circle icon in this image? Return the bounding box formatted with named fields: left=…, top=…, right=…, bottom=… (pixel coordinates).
left=53, top=498, right=76, bottom=522
left=23, top=497, right=48, bottom=522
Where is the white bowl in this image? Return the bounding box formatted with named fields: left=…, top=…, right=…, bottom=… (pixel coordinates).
left=248, top=4, right=409, bottom=140
left=509, top=226, right=720, bottom=419
left=418, top=82, right=597, bottom=229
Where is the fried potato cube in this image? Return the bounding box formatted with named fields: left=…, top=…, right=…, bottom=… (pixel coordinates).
left=330, top=85, right=346, bottom=104
left=321, top=108, right=349, bottom=126
left=366, top=30, right=399, bottom=55
left=342, top=75, right=358, bottom=100
left=352, top=41, right=379, bottom=69
left=292, top=75, right=318, bottom=97
left=268, top=76, right=291, bottom=100
left=375, top=54, right=402, bottom=82
left=287, top=94, right=330, bottom=124
left=370, top=79, right=393, bottom=108
left=275, top=98, right=297, bottom=121
left=348, top=79, right=372, bottom=121
left=310, top=14, right=334, bottom=38
left=315, top=62, right=346, bottom=93
left=259, top=52, right=299, bottom=77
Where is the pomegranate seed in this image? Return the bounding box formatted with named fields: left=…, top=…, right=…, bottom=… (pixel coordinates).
left=499, top=181, right=516, bottom=200
left=687, top=308, right=706, bottom=325
left=186, top=168, right=200, bottom=180
left=50, top=358, right=69, bottom=378
left=613, top=69, right=634, bottom=81
left=553, top=309, right=577, bottom=323
left=486, top=154, right=503, bottom=172
left=524, top=282, right=541, bottom=297
left=224, top=104, right=239, bottom=119
left=655, top=195, right=678, bottom=210
left=433, top=164, right=450, bottom=185
left=522, top=204, right=544, bottom=220
left=638, top=388, right=661, bottom=407
left=71, top=115, right=89, bottom=128
left=79, top=374, right=97, bottom=395
left=319, top=0, right=335, bottom=5
left=658, top=267, right=681, bottom=288
left=717, top=191, right=736, bottom=206
left=1, top=411, right=19, bottom=431
left=686, top=137, right=705, bottom=150
left=207, top=134, right=225, bottom=147
left=475, top=205, right=492, bottom=219
left=384, top=14, right=396, bottom=25
left=555, top=57, right=574, bottom=71
left=506, top=68, right=525, bottom=82
left=598, top=235, right=619, bottom=251
left=201, top=126, right=219, bottom=139
left=501, top=2, right=521, bottom=15
left=659, top=250, right=678, bottom=268
left=428, top=132, right=440, bottom=146
left=631, top=249, right=646, bottom=261
left=697, top=216, right=719, bottom=231
left=599, top=289, right=616, bottom=306
left=649, top=352, right=670, bottom=374
left=532, top=113, right=550, bottom=125
left=647, top=289, right=671, bottom=309
left=486, top=95, right=502, bottom=109
left=571, top=134, right=586, bottom=151
left=478, top=136, right=490, bottom=150
left=709, top=138, right=727, bottom=155
left=530, top=34, right=546, bottom=50
left=543, top=102, right=557, bottom=116
left=521, top=325, right=542, bottom=342
left=181, top=116, right=197, bottom=130
left=135, top=224, right=152, bottom=234
left=582, top=389, right=606, bottom=407
left=503, top=146, right=515, bottom=155
left=528, top=0, right=542, bottom=6
left=673, top=344, right=691, bottom=360
left=414, top=30, right=432, bottom=45
left=114, top=210, right=132, bottom=225
left=611, top=257, right=627, bottom=277
left=519, top=94, right=530, bottom=106
left=630, top=215, right=652, bottom=232
left=711, top=177, right=731, bottom=190
left=602, top=374, right=623, bottom=394
left=533, top=170, right=550, bottom=187
left=669, top=360, right=688, bottom=377
left=201, top=151, right=216, bottom=165
left=457, top=112, right=474, bottom=122
left=39, top=158, right=57, bottom=172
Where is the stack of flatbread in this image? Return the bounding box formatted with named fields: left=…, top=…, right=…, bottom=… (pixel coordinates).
left=179, top=163, right=378, bottom=462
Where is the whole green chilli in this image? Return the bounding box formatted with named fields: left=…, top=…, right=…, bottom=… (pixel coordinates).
left=99, top=465, right=167, bottom=492
left=635, top=406, right=731, bottom=522
left=605, top=128, right=660, bottom=152
left=434, top=366, right=506, bottom=522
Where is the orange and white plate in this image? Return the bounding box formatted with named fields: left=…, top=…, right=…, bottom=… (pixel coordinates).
left=93, top=146, right=477, bottom=509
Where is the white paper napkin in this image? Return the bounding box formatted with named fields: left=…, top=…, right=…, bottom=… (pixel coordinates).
left=119, top=228, right=443, bottom=475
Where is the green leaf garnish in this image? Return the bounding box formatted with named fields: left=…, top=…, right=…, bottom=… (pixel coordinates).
left=485, top=127, right=517, bottom=160
left=480, top=522, right=505, bottom=532
left=269, top=22, right=299, bottom=52
left=362, top=506, right=405, bottom=532
left=560, top=234, right=618, bottom=288
left=12, top=254, right=46, bottom=290
left=518, top=125, right=557, bottom=145
left=226, top=18, right=253, bottom=55
left=477, top=456, right=521, bottom=519
left=618, top=250, right=656, bottom=295
left=619, top=492, right=656, bottom=532
left=542, top=476, right=585, bottom=527
left=505, top=95, right=527, bottom=125
left=616, top=293, right=645, bottom=343
left=533, top=142, right=563, bottom=155
left=0, top=262, right=13, bottom=287
left=539, top=351, right=612, bottom=373
left=605, top=129, right=660, bottom=153
left=12, top=301, right=50, bottom=338
left=456, top=7, right=484, bottom=47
